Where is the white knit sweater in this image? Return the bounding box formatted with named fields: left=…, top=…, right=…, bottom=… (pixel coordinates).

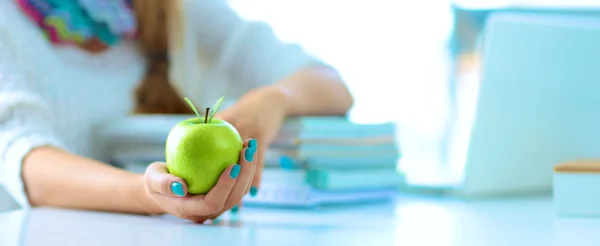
left=0, top=0, right=320, bottom=209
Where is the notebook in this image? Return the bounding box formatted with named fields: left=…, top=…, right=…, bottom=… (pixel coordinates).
left=262, top=168, right=402, bottom=190
left=270, top=144, right=399, bottom=158
left=270, top=155, right=400, bottom=169
left=242, top=183, right=398, bottom=208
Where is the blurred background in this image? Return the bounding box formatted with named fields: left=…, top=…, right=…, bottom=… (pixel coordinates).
left=3, top=0, right=600, bottom=210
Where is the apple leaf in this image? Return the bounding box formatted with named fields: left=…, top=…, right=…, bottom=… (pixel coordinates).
left=184, top=97, right=202, bottom=120
left=208, top=96, right=225, bottom=123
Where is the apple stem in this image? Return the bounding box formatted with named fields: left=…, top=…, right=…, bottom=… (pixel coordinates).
left=205, top=107, right=210, bottom=123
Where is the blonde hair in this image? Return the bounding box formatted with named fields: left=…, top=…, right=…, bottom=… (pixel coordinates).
left=131, top=0, right=192, bottom=114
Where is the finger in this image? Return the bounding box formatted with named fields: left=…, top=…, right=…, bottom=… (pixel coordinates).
left=245, top=184, right=252, bottom=195
left=223, top=142, right=257, bottom=212
left=208, top=211, right=226, bottom=221
left=242, top=139, right=257, bottom=195
left=187, top=216, right=209, bottom=224
left=145, top=162, right=188, bottom=197
left=226, top=139, right=253, bottom=198
left=180, top=163, right=240, bottom=216
left=250, top=140, right=266, bottom=196
left=229, top=201, right=243, bottom=215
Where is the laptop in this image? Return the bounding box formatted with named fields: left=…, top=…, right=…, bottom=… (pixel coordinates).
left=441, top=12, right=600, bottom=197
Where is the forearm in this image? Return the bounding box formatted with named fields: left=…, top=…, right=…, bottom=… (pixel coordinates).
left=22, top=147, right=160, bottom=214
left=274, top=66, right=354, bottom=116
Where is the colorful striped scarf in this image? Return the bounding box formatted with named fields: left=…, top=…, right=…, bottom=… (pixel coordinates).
left=16, top=0, right=137, bottom=50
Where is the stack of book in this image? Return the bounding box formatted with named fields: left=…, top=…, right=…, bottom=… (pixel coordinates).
left=97, top=115, right=403, bottom=208
left=248, top=117, right=402, bottom=207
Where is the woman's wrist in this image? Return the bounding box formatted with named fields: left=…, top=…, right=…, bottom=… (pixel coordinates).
left=268, top=67, right=353, bottom=116
left=260, top=84, right=292, bottom=116
left=133, top=174, right=165, bottom=215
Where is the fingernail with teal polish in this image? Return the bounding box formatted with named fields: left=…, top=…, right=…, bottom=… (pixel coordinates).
left=171, top=182, right=185, bottom=196
left=230, top=164, right=241, bottom=179
left=250, top=186, right=258, bottom=197
left=249, top=139, right=257, bottom=149
left=245, top=148, right=255, bottom=162
left=231, top=205, right=239, bottom=213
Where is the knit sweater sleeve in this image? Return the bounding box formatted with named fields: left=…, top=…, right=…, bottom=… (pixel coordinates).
left=0, top=26, right=64, bottom=209
left=185, top=0, right=327, bottom=90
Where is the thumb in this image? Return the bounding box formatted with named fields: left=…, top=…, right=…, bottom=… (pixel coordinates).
left=144, top=162, right=188, bottom=197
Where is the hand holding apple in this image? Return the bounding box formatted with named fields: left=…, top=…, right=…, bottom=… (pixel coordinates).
left=140, top=138, right=257, bottom=223
left=138, top=96, right=258, bottom=223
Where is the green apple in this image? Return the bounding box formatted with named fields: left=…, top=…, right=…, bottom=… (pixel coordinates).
left=165, top=96, right=243, bottom=195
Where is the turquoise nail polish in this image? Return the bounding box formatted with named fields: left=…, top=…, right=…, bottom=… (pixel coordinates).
left=280, top=156, right=294, bottom=169
left=231, top=205, right=239, bottom=213
left=230, top=164, right=241, bottom=179
left=171, top=182, right=184, bottom=196
left=245, top=148, right=255, bottom=162
left=249, top=139, right=257, bottom=149
left=250, top=186, right=258, bottom=197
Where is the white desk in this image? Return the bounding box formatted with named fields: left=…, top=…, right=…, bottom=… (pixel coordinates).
left=0, top=195, right=599, bottom=246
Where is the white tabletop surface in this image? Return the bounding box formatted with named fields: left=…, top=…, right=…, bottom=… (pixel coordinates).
left=1, top=195, right=599, bottom=246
